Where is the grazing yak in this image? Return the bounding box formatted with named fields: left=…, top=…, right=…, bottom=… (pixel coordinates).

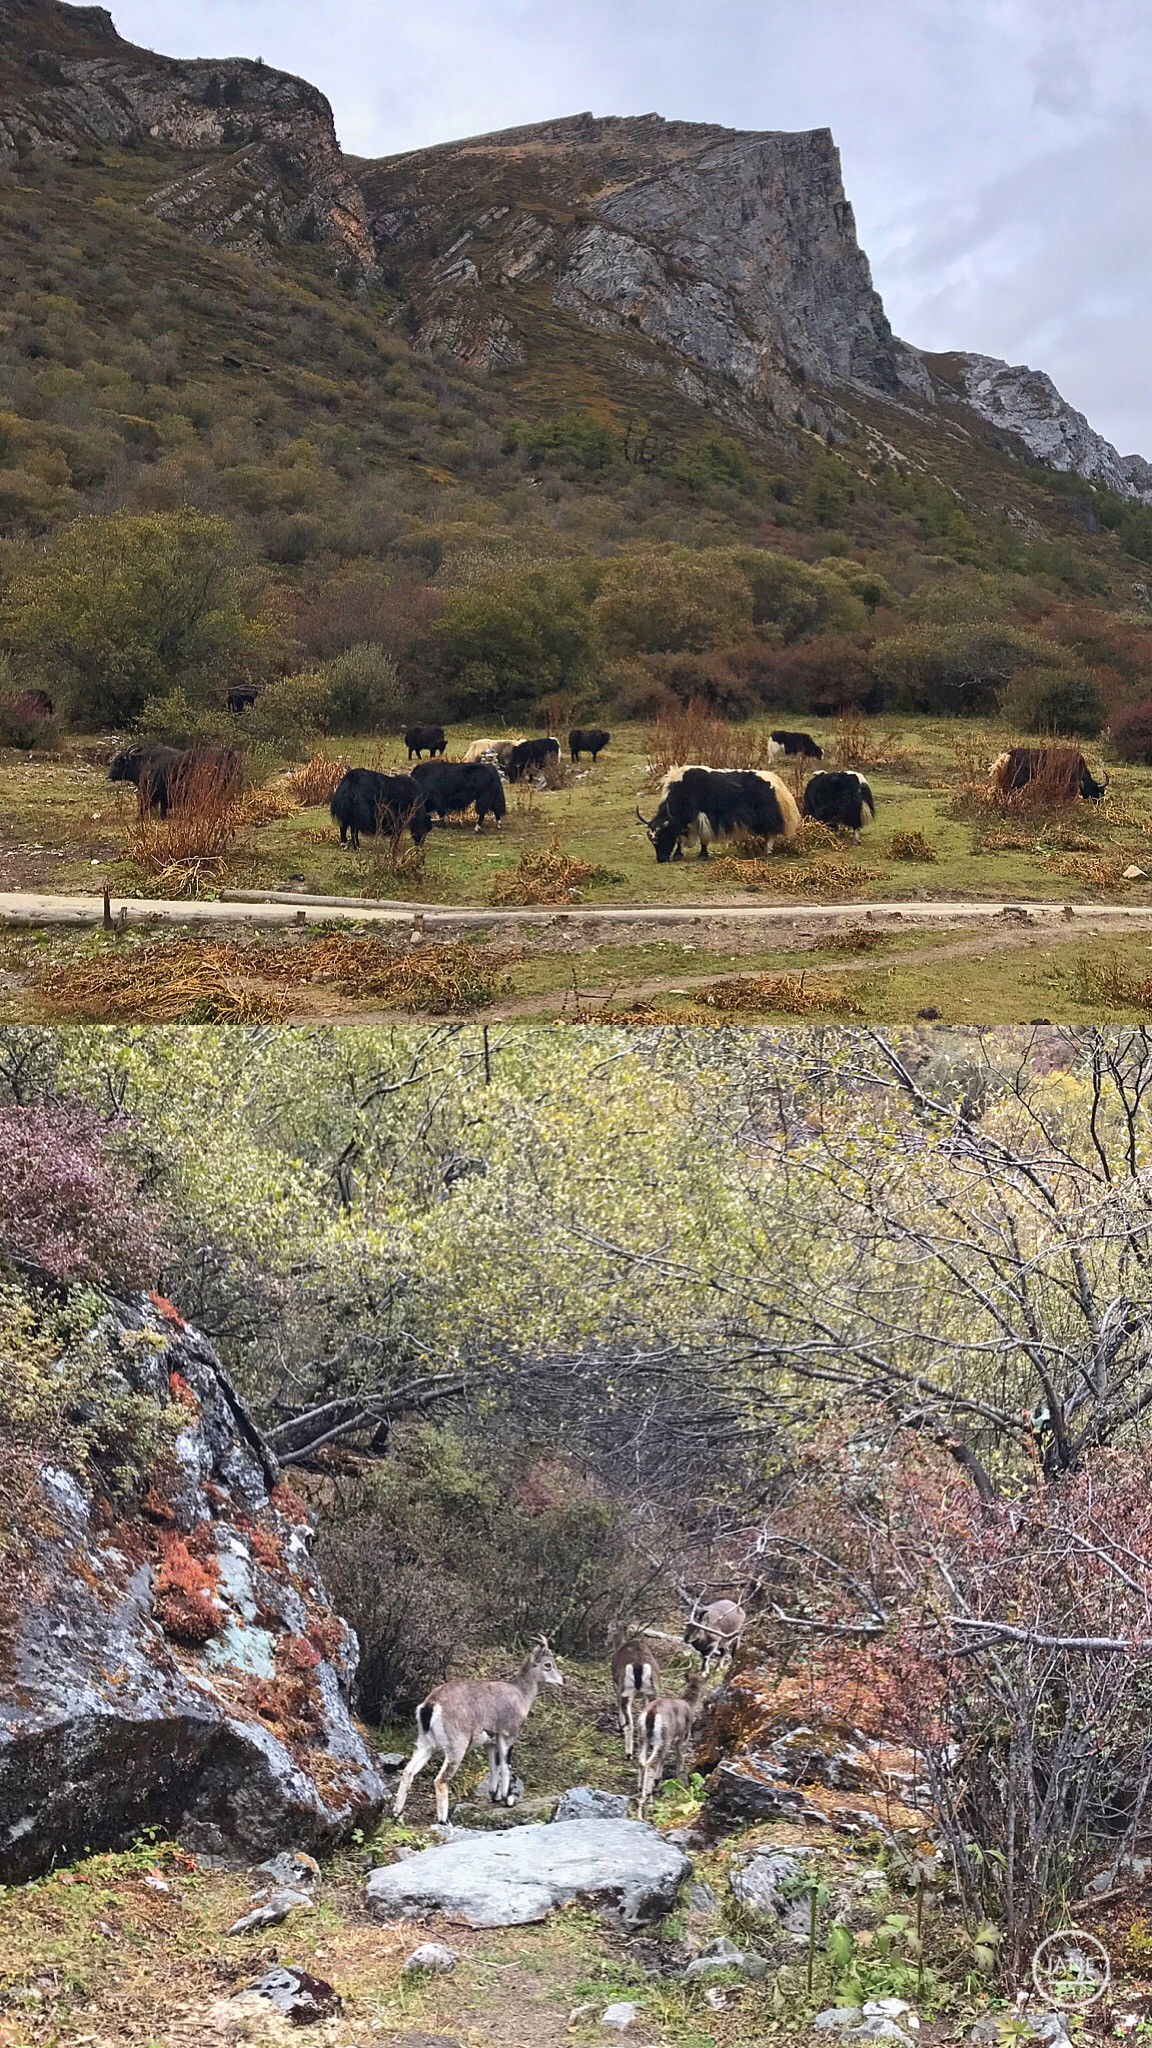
left=638, top=765, right=800, bottom=863
left=802, top=769, right=876, bottom=833
left=568, top=726, right=611, bottom=762
left=411, top=758, right=506, bottom=830
left=506, top=736, right=561, bottom=782
left=988, top=746, right=1107, bottom=804
left=108, top=742, right=241, bottom=818
left=462, top=735, right=523, bottom=765
left=330, top=767, right=430, bottom=851
left=771, top=728, right=823, bottom=759
left=405, top=723, right=447, bottom=760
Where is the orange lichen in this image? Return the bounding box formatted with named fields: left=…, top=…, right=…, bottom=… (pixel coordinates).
left=152, top=1527, right=221, bottom=1645
left=306, top=1610, right=345, bottom=1662
left=271, top=1480, right=311, bottom=1526
left=167, top=1371, right=198, bottom=1412
left=140, top=1484, right=177, bottom=1524
left=239, top=1634, right=324, bottom=1745
left=149, top=1293, right=187, bottom=1328
left=249, top=1524, right=285, bottom=1571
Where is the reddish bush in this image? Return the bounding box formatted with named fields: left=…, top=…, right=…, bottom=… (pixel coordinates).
left=1112, top=698, right=1152, bottom=764
left=306, top=1609, right=346, bottom=1661
left=728, top=631, right=877, bottom=714
left=249, top=1524, right=285, bottom=1571
left=271, top=1480, right=311, bottom=1526
left=152, top=1528, right=221, bottom=1645
left=0, top=1103, right=166, bottom=1286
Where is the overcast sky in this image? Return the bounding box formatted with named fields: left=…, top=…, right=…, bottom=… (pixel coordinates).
left=113, top=0, right=1152, bottom=457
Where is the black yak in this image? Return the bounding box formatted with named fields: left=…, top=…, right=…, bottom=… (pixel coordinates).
left=801, top=769, right=876, bottom=832
left=107, top=742, right=241, bottom=818
left=404, top=723, right=447, bottom=760
left=330, top=768, right=430, bottom=850
left=988, top=746, right=1106, bottom=803
left=637, top=766, right=800, bottom=863
left=506, top=736, right=561, bottom=782
left=568, top=726, right=611, bottom=762
left=411, top=758, right=506, bottom=830
left=770, top=728, right=823, bottom=759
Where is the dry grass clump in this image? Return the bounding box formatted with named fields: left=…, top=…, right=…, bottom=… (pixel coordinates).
left=1072, top=958, right=1152, bottom=1010
left=833, top=711, right=911, bottom=771
left=363, top=831, right=427, bottom=891
left=127, top=751, right=246, bottom=893
left=35, top=931, right=516, bottom=1020
left=886, top=829, right=938, bottom=863
left=1045, top=853, right=1130, bottom=890
left=698, top=971, right=861, bottom=1015
left=36, top=941, right=291, bottom=1023
left=709, top=854, right=879, bottom=896
left=286, top=753, right=348, bottom=807
left=792, top=816, right=841, bottom=854
left=236, top=783, right=299, bottom=828
left=644, top=700, right=782, bottom=784
left=491, top=839, right=600, bottom=905
left=815, top=923, right=888, bottom=952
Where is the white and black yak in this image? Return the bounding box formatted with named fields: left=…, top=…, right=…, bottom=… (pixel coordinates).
left=637, top=765, right=800, bottom=863
left=988, top=746, right=1107, bottom=803
left=404, top=723, right=447, bottom=760
left=330, top=768, right=431, bottom=851
left=568, top=726, right=611, bottom=762
left=506, top=736, right=561, bottom=781
left=770, top=728, right=823, bottom=759
left=411, top=758, right=506, bottom=830
left=801, top=769, right=876, bottom=832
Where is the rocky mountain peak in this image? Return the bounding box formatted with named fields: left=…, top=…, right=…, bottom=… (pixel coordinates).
left=0, top=0, right=376, bottom=280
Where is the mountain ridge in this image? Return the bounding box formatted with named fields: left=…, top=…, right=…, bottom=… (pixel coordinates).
left=0, top=0, right=1148, bottom=506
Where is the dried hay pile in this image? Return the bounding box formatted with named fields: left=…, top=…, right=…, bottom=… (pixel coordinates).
left=491, top=839, right=603, bottom=905
left=886, top=829, right=938, bottom=863
left=698, top=971, right=861, bottom=1015
left=36, top=931, right=516, bottom=1021
left=710, top=854, right=879, bottom=896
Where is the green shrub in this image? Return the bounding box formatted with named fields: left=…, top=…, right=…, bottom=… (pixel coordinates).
left=245, top=671, right=332, bottom=755
left=323, top=643, right=406, bottom=732
left=508, top=409, right=621, bottom=473
left=872, top=621, right=1047, bottom=715
left=1003, top=663, right=1105, bottom=737
left=439, top=565, right=596, bottom=710
left=593, top=550, right=753, bottom=655
left=1, top=509, right=277, bottom=729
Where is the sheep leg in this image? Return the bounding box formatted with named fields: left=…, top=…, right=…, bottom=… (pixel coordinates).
left=393, top=1729, right=437, bottom=1817
left=433, top=1738, right=469, bottom=1825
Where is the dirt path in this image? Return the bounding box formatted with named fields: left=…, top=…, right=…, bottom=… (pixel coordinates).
left=8, top=886, right=1152, bottom=936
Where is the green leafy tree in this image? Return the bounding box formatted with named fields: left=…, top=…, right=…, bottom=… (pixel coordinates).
left=2, top=509, right=276, bottom=728
left=439, top=566, right=597, bottom=709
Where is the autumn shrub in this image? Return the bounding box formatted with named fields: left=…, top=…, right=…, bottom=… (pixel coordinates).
left=323, top=643, right=406, bottom=732
left=127, top=746, right=246, bottom=892
left=0, top=1102, right=164, bottom=1286
left=644, top=700, right=782, bottom=782
left=1001, top=661, right=1105, bottom=737
left=1112, top=699, right=1152, bottom=765
left=755, top=1434, right=1152, bottom=1974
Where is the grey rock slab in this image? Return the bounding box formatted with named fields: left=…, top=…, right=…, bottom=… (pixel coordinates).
left=683, top=1936, right=768, bottom=1982
left=365, top=1818, right=690, bottom=1929
left=403, top=1942, right=459, bottom=1975
left=554, top=1785, right=630, bottom=1822
left=601, top=2003, right=642, bottom=2033
left=252, top=1848, right=321, bottom=1890
left=233, top=1967, right=342, bottom=2024
left=729, top=1846, right=815, bottom=1930
left=225, top=1887, right=314, bottom=1935
left=687, top=1880, right=719, bottom=1914
left=815, top=2010, right=865, bottom=2032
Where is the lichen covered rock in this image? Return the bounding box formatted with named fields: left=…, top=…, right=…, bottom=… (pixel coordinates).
left=0, top=1295, right=384, bottom=1881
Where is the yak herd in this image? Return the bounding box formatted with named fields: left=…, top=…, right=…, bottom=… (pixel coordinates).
left=392, top=1594, right=749, bottom=1825
left=107, top=726, right=1111, bottom=873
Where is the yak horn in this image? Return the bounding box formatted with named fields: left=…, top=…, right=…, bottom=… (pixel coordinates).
left=636, top=806, right=654, bottom=827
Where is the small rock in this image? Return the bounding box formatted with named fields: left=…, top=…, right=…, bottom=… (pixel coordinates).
left=601, top=2001, right=641, bottom=2032
left=1124, top=866, right=1147, bottom=880
left=683, top=1936, right=768, bottom=1982
left=688, top=1880, right=719, bottom=1914
left=966, top=2022, right=1001, bottom=2046
left=815, top=2010, right=865, bottom=2033
left=864, top=2002, right=913, bottom=2019
left=729, top=1847, right=815, bottom=1932
left=849, top=2024, right=915, bottom=2045
left=377, top=1751, right=408, bottom=1773
left=553, top=1786, right=629, bottom=1822
left=226, top=1886, right=314, bottom=1935
left=917, top=1006, right=941, bottom=1021
left=234, top=1966, right=342, bottom=2025
left=1027, top=2017, right=1073, bottom=2048
left=253, top=1849, right=321, bottom=1890
left=403, top=1942, right=459, bottom=1976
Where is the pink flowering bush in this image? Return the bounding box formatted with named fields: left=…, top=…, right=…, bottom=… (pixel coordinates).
left=0, top=1103, right=164, bottom=1287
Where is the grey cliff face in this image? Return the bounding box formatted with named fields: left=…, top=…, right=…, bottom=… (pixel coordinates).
left=0, top=0, right=375, bottom=277
left=939, top=352, right=1152, bottom=502
left=0, top=1296, right=385, bottom=1882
